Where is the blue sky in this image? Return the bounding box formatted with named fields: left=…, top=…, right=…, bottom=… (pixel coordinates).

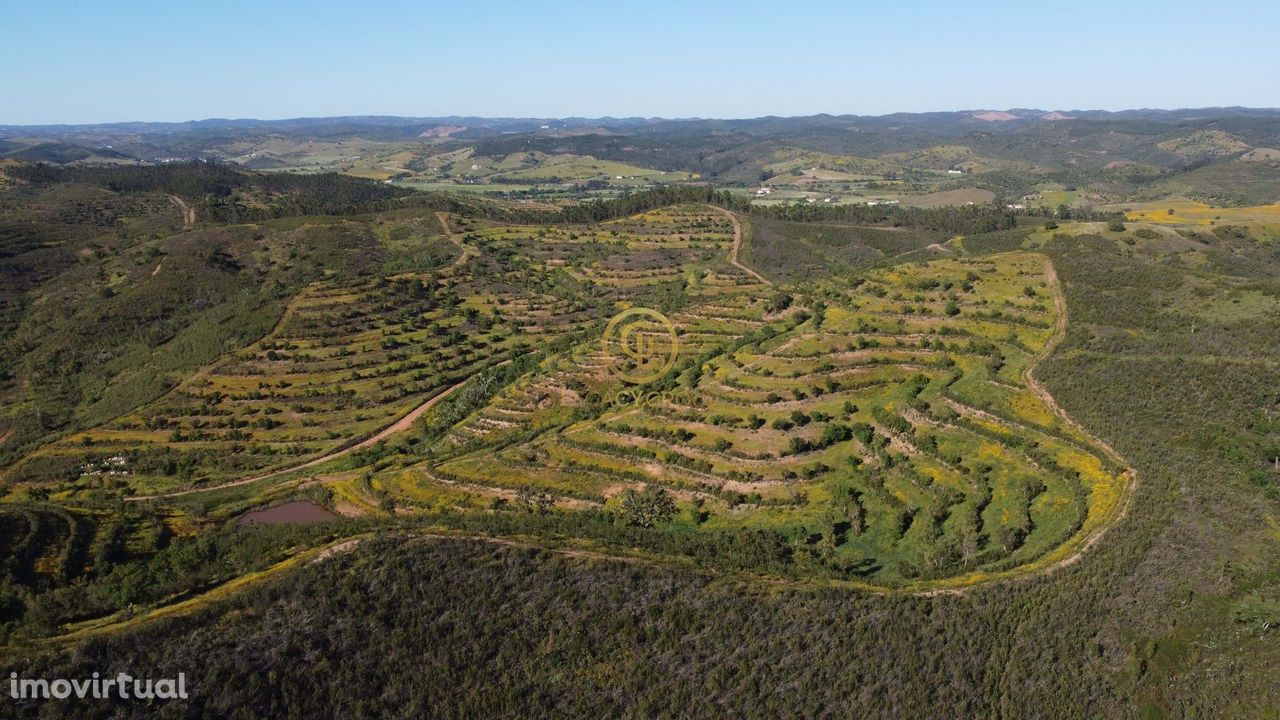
left=3, top=0, right=1278, bottom=124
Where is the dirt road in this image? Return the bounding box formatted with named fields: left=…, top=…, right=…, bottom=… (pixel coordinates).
left=1028, top=259, right=1129, bottom=466
left=436, top=211, right=478, bottom=269
left=706, top=206, right=772, bottom=286
left=31, top=531, right=645, bottom=648
left=168, top=195, right=195, bottom=228
left=1021, top=258, right=1137, bottom=561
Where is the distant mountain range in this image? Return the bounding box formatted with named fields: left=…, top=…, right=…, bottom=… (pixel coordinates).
left=3, top=107, right=1279, bottom=137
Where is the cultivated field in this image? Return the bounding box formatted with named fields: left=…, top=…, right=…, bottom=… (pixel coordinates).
left=404, top=247, right=1130, bottom=585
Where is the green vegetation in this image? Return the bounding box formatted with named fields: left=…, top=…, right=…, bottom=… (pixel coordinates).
left=0, top=165, right=1129, bottom=604
left=13, top=109, right=1280, bottom=209
left=2, top=117, right=1280, bottom=717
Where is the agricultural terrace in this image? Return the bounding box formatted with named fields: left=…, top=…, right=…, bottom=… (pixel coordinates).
left=415, top=251, right=1130, bottom=585
left=7, top=275, right=539, bottom=496
left=0, top=199, right=1132, bottom=590
left=370, top=206, right=777, bottom=505
left=4, top=212, right=603, bottom=496
left=0, top=502, right=179, bottom=593
left=2, top=206, right=763, bottom=502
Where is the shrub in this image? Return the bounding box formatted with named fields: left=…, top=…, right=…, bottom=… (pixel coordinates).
left=617, top=486, right=677, bottom=528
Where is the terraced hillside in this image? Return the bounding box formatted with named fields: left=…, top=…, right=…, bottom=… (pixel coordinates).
left=0, top=502, right=178, bottom=592
left=22, top=279, right=525, bottom=491
left=0, top=182, right=1133, bottom=601
left=0, top=204, right=765, bottom=500
left=2, top=212, right=596, bottom=495
left=403, top=251, right=1131, bottom=586
left=334, top=205, right=780, bottom=510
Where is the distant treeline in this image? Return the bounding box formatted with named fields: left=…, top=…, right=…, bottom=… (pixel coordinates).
left=742, top=197, right=1020, bottom=234
left=492, top=185, right=1025, bottom=236
left=7, top=162, right=1109, bottom=235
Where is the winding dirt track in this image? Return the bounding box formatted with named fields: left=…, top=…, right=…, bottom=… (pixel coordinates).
left=1027, top=260, right=1127, bottom=463
left=29, top=532, right=647, bottom=648
left=436, top=211, right=478, bottom=269
left=1019, top=260, right=1137, bottom=561
left=706, top=206, right=773, bottom=286
left=919, top=257, right=1138, bottom=596
left=167, top=195, right=195, bottom=228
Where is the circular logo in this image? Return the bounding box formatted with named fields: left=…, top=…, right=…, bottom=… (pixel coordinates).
left=602, top=308, right=679, bottom=385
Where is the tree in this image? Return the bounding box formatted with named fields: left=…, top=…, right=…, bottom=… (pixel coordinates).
left=789, top=437, right=814, bottom=455
left=618, top=486, right=676, bottom=528
left=687, top=498, right=708, bottom=525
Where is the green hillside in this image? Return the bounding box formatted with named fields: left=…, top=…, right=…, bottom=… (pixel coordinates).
left=1, top=136, right=1279, bottom=718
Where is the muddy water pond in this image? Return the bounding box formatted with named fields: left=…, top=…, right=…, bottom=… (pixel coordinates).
left=238, top=500, right=337, bottom=526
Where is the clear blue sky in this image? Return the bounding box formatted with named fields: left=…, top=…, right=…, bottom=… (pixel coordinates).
left=3, top=0, right=1278, bottom=124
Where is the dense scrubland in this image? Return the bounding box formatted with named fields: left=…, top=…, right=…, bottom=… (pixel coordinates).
left=1, top=160, right=1279, bottom=718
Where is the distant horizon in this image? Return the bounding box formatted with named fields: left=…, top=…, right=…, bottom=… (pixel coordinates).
left=4, top=105, right=1280, bottom=130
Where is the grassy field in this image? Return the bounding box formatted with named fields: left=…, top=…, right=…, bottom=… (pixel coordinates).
left=1110, top=197, right=1280, bottom=226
